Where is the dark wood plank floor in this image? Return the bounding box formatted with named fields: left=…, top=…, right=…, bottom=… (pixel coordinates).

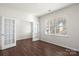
left=0, top=38, right=79, bottom=56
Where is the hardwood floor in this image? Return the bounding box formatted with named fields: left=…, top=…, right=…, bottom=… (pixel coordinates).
left=0, top=38, right=79, bottom=56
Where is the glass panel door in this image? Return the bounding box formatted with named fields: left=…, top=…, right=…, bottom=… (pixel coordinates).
left=4, top=18, right=15, bottom=45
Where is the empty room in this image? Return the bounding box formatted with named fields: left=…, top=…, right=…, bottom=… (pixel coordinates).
left=0, top=3, right=79, bottom=56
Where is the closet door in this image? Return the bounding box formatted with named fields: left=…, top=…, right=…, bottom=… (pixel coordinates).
left=3, top=17, right=16, bottom=49
left=32, top=22, right=39, bottom=41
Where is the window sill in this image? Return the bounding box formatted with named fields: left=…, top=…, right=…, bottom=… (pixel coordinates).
left=48, top=33, right=68, bottom=37
left=55, top=34, right=68, bottom=37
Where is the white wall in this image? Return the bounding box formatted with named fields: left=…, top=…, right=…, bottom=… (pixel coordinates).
left=0, top=6, right=38, bottom=40
left=16, top=20, right=32, bottom=40
left=39, top=4, right=79, bottom=51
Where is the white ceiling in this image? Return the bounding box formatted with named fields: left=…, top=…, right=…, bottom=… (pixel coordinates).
left=0, top=3, right=72, bottom=16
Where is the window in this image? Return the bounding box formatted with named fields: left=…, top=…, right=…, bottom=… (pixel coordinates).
left=45, top=16, right=67, bottom=36
left=55, top=17, right=67, bottom=35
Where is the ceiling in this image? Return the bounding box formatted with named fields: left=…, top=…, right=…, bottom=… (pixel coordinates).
left=0, top=3, right=72, bottom=16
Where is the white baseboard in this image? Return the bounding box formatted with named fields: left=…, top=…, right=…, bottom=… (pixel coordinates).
left=40, top=39, right=79, bottom=52
left=32, top=38, right=39, bottom=41
left=16, top=35, right=32, bottom=40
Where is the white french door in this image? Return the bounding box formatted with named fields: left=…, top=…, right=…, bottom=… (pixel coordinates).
left=0, top=16, right=16, bottom=50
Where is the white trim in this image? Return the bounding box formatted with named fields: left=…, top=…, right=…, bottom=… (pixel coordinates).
left=32, top=38, right=39, bottom=41
left=48, top=33, right=68, bottom=37
left=0, top=43, right=16, bottom=50
left=40, top=39, right=79, bottom=52
left=55, top=34, right=68, bottom=37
